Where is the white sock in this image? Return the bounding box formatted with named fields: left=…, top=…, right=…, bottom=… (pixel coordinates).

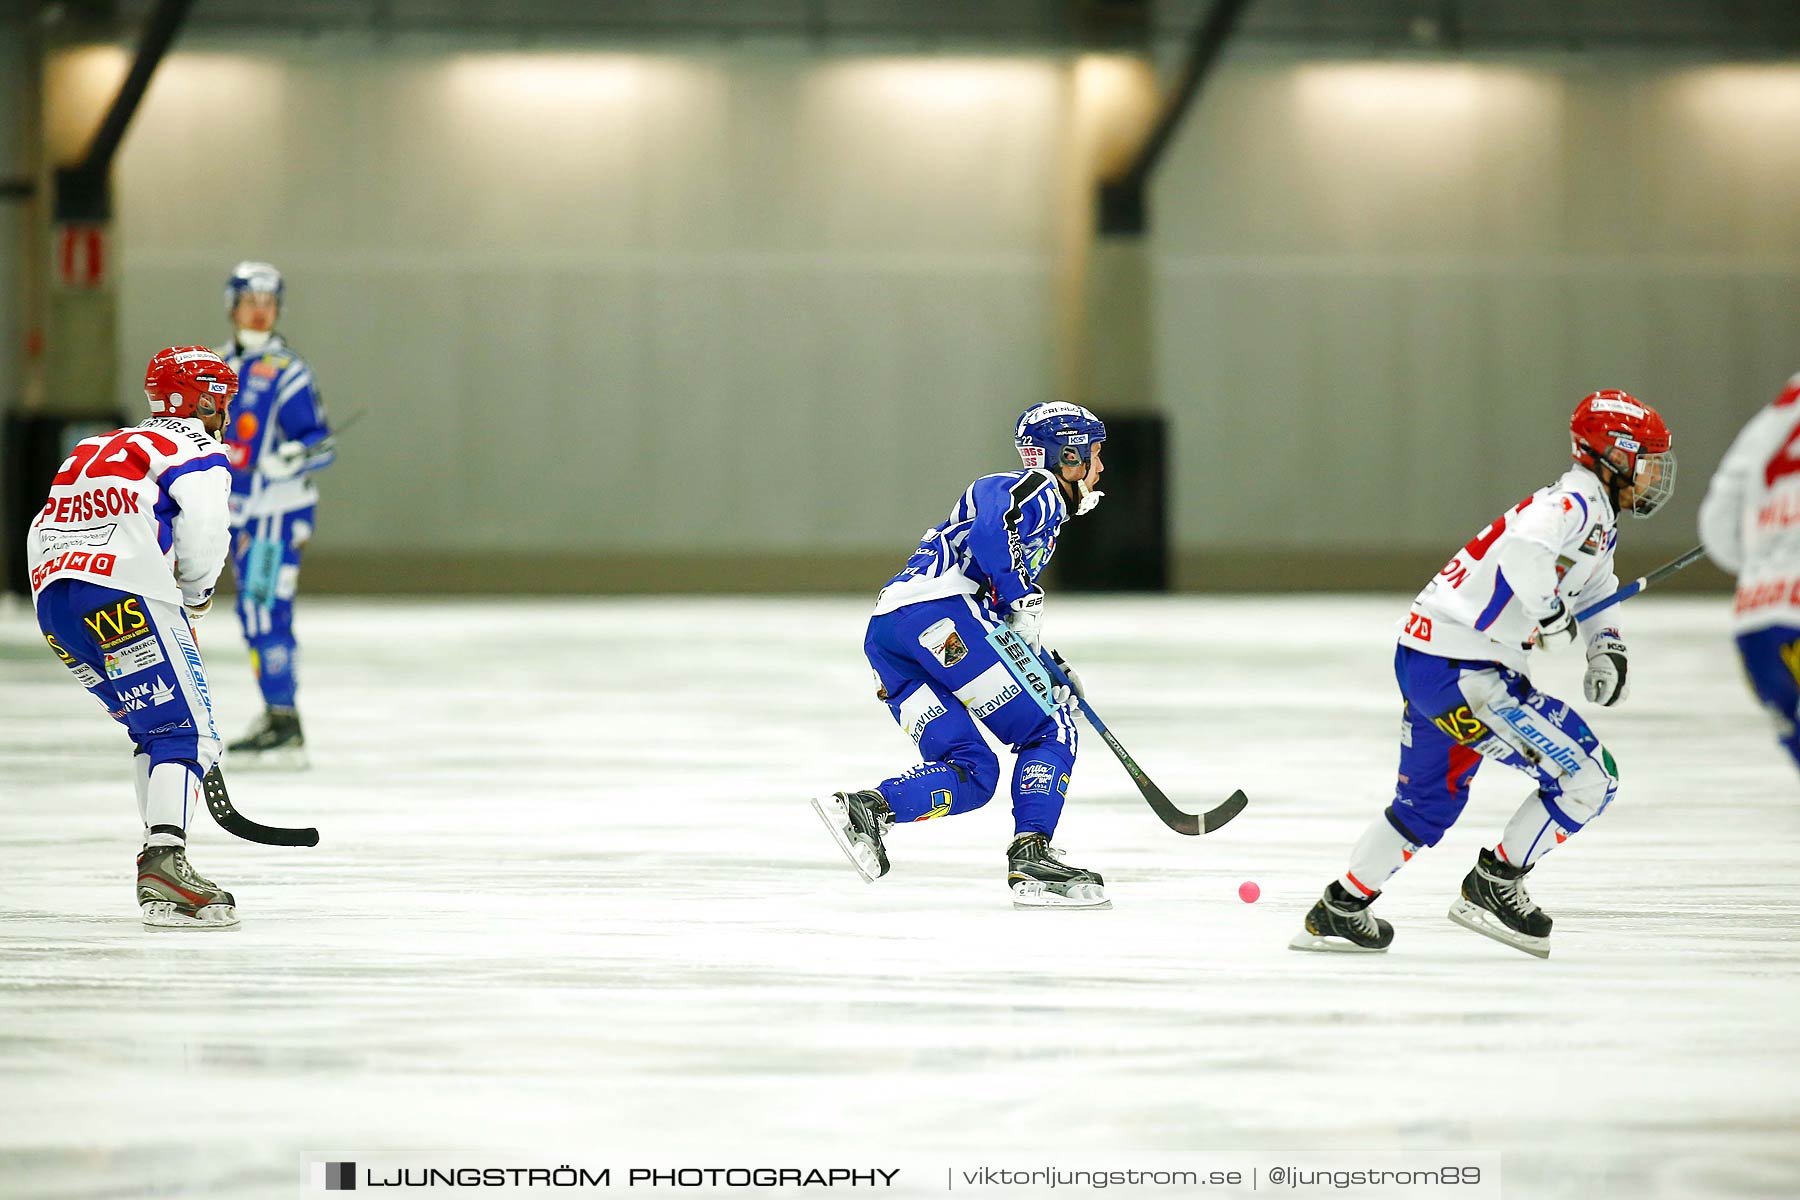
left=1497, top=792, right=1577, bottom=869
left=1340, top=813, right=1421, bottom=898
left=144, top=763, right=198, bottom=847
left=133, top=753, right=151, bottom=832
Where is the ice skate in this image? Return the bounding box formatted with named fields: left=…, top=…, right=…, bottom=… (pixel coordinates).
left=1289, top=881, right=1394, bottom=952
left=1007, top=833, right=1110, bottom=910
left=1448, top=847, right=1552, bottom=958
left=811, top=789, right=894, bottom=882
left=137, top=845, right=239, bottom=930
left=226, top=707, right=309, bottom=770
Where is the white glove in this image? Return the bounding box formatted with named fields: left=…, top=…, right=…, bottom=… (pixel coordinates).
left=1530, top=598, right=1579, bottom=651
left=260, top=440, right=309, bottom=482
left=1049, top=647, right=1085, bottom=708
left=1004, top=589, right=1045, bottom=652
left=1583, top=629, right=1630, bottom=706
left=183, top=589, right=214, bottom=622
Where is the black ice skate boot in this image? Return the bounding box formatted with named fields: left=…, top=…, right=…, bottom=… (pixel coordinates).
left=1448, top=847, right=1553, bottom=958
left=227, top=707, right=308, bottom=770
left=1288, top=881, right=1395, bottom=952
left=811, top=789, right=894, bottom=882
left=137, top=845, right=239, bottom=930
left=1007, top=833, right=1110, bottom=910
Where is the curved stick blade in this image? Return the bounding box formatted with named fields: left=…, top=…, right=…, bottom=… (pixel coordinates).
left=1202, top=789, right=1249, bottom=834
left=202, top=767, right=320, bottom=847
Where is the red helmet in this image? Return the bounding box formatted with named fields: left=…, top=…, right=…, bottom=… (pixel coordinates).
left=144, top=346, right=238, bottom=419
left=1570, top=389, right=1676, bottom=517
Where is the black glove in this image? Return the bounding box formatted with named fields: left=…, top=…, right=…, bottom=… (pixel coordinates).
left=1530, top=598, right=1579, bottom=650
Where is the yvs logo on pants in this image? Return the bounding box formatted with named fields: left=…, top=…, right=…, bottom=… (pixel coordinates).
left=83, top=596, right=149, bottom=650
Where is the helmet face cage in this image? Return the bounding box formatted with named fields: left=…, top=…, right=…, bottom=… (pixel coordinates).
left=1629, top=448, right=1676, bottom=517
left=224, top=261, right=284, bottom=316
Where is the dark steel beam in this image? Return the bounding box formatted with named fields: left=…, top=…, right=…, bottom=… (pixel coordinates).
left=1099, top=0, right=1255, bottom=235
left=55, top=0, right=193, bottom=219
left=79, top=0, right=193, bottom=173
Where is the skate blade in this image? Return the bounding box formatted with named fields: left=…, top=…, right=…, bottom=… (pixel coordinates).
left=1287, top=929, right=1386, bottom=953
left=142, top=901, right=240, bottom=931
left=1447, top=900, right=1549, bottom=959
left=225, top=746, right=309, bottom=772
left=808, top=796, right=885, bottom=883
left=1010, top=881, right=1112, bottom=910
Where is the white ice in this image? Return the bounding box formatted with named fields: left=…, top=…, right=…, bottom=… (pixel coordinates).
left=1, top=595, right=1796, bottom=1199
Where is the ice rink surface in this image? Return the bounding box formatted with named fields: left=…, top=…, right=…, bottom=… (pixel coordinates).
left=1, top=594, right=1796, bottom=1200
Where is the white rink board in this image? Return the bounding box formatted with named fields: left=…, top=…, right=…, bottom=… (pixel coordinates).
left=0, top=595, right=1795, bottom=1200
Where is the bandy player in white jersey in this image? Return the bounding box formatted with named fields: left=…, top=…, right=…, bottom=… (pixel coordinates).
left=1698, top=371, right=1800, bottom=771
left=1291, top=391, right=1676, bottom=958
left=28, top=347, right=243, bottom=929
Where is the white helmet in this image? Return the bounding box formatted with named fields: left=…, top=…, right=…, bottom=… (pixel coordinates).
left=224, top=260, right=284, bottom=315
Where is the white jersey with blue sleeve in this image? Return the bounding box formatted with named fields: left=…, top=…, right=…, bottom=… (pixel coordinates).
left=874, top=469, right=1068, bottom=618
left=215, top=332, right=333, bottom=524
left=1399, top=466, right=1621, bottom=674
left=26, top=416, right=232, bottom=607
left=1698, top=373, right=1800, bottom=634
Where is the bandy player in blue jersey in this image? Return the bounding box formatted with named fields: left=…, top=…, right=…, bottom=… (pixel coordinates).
left=216, top=262, right=334, bottom=767
left=812, top=403, right=1112, bottom=909
left=1291, top=392, right=1677, bottom=958
left=27, top=348, right=243, bottom=928
left=1699, top=371, right=1800, bottom=772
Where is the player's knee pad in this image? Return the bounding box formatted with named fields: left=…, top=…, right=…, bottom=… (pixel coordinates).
left=1548, top=745, right=1618, bottom=827
left=1382, top=804, right=1441, bottom=850
left=947, top=746, right=1001, bottom=806
left=898, top=684, right=1001, bottom=805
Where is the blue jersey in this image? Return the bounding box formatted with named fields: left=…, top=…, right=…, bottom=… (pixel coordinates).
left=874, top=469, right=1067, bottom=617
left=216, top=332, right=333, bottom=522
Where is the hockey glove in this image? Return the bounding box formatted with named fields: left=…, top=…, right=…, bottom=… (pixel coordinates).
left=1530, top=598, right=1579, bottom=651
left=184, top=592, right=213, bottom=622
left=1004, top=589, right=1046, bottom=653
left=1583, top=630, right=1630, bottom=706
left=260, top=440, right=309, bottom=482
left=1049, top=648, right=1086, bottom=708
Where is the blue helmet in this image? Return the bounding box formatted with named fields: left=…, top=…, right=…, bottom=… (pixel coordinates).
left=1014, top=402, right=1106, bottom=472
left=224, top=260, right=284, bottom=316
